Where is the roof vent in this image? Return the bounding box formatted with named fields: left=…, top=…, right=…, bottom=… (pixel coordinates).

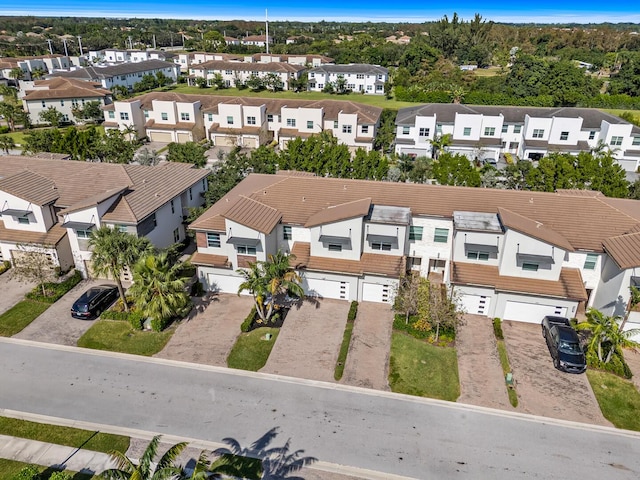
left=263, top=191, right=267, bottom=195
left=343, top=185, right=347, bottom=190
left=302, top=196, right=306, bottom=202
left=529, top=197, right=533, bottom=203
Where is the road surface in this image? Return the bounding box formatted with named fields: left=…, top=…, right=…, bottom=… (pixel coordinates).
left=1, top=339, right=639, bottom=479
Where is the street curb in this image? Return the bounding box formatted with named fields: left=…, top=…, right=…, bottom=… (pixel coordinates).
left=2, top=337, right=639, bottom=440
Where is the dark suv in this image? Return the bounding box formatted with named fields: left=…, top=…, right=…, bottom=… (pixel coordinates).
left=541, top=316, right=587, bottom=374
left=71, top=285, right=118, bottom=319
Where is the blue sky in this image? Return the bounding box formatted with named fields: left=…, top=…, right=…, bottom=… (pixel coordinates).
left=1, top=1, right=639, bottom=23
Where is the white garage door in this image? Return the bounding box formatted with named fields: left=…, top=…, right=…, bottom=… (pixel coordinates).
left=460, top=294, right=491, bottom=316
left=149, top=131, right=172, bottom=143
left=207, top=273, right=247, bottom=294
left=176, top=132, right=192, bottom=143
left=305, top=278, right=349, bottom=300
left=214, top=136, right=237, bottom=147
left=362, top=283, right=393, bottom=303
left=503, top=301, right=567, bottom=323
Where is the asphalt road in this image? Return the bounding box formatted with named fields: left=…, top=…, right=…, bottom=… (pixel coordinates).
left=1, top=339, right=639, bottom=479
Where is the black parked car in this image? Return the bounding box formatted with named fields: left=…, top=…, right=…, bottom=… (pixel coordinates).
left=541, top=316, right=587, bottom=374
left=71, top=285, right=119, bottom=319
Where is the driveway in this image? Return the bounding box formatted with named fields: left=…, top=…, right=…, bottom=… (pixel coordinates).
left=502, top=321, right=611, bottom=426
left=341, top=301, right=393, bottom=390
left=261, top=299, right=349, bottom=382
left=155, top=293, right=254, bottom=366
left=13, top=279, right=109, bottom=346
left=0, top=271, right=34, bottom=316
left=456, top=314, right=512, bottom=410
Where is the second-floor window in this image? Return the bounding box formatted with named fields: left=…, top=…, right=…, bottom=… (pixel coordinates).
left=18, top=216, right=30, bottom=225
left=532, top=129, right=544, bottom=138
left=434, top=228, right=449, bottom=243
left=208, top=113, right=213, bottom=121
left=206, top=233, right=221, bottom=248
left=463, top=127, right=471, bottom=136
left=560, top=131, right=569, bottom=141
left=409, top=226, right=423, bottom=241
left=514, top=125, right=522, bottom=133
left=287, top=119, right=296, bottom=127
left=237, top=245, right=257, bottom=255
left=181, top=112, right=190, bottom=121
left=633, top=136, right=640, bottom=146
left=170, top=199, right=175, bottom=214
left=484, top=127, right=495, bottom=136
left=328, top=244, right=342, bottom=252
left=419, top=128, right=429, bottom=137
left=584, top=253, right=598, bottom=270
left=247, top=116, right=256, bottom=125
left=610, top=136, right=623, bottom=146
left=41, top=100, right=46, bottom=107
left=267, top=114, right=274, bottom=122
left=76, top=229, right=91, bottom=238
left=120, top=112, right=129, bottom=120
left=342, top=125, right=352, bottom=134
left=589, top=131, right=596, bottom=140
left=502, top=125, right=508, bottom=133
left=283, top=225, right=292, bottom=240
left=362, top=125, right=369, bottom=134
left=402, top=126, right=410, bottom=135
left=161, top=112, right=168, bottom=121
left=467, top=250, right=490, bottom=261
left=108, top=111, right=115, bottom=119
left=522, top=262, right=539, bottom=272
left=227, top=116, right=234, bottom=125
left=307, top=120, right=314, bottom=129
left=371, top=242, right=392, bottom=251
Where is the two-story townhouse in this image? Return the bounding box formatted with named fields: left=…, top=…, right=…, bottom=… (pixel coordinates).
left=88, top=49, right=169, bottom=64
left=188, top=60, right=305, bottom=91
left=189, top=173, right=640, bottom=324
left=21, top=78, right=112, bottom=125
left=0, top=156, right=208, bottom=278
left=395, top=104, right=640, bottom=172
left=240, top=35, right=273, bottom=47
left=247, top=54, right=334, bottom=67
left=307, top=64, right=388, bottom=95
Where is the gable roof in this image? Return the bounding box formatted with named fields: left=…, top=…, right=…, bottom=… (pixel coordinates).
left=309, top=64, right=388, bottom=75
left=23, top=78, right=111, bottom=101
left=603, top=232, right=640, bottom=269
left=305, top=197, right=372, bottom=228
left=191, top=60, right=305, bottom=74
left=222, top=195, right=282, bottom=234
left=0, top=170, right=59, bottom=205
left=497, top=207, right=574, bottom=251
left=49, top=60, right=176, bottom=80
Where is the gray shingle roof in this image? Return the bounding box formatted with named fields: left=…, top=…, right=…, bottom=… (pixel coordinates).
left=309, top=64, right=388, bottom=75
left=50, top=60, right=177, bottom=80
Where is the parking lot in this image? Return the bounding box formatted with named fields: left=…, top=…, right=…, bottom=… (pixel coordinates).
left=502, top=321, right=611, bottom=426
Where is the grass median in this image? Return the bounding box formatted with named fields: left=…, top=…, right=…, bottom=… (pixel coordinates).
left=0, top=459, right=97, bottom=479
left=0, top=300, right=50, bottom=337
left=227, top=327, right=279, bottom=371
left=77, top=319, right=173, bottom=356
left=587, top=370, right=640, bottom=431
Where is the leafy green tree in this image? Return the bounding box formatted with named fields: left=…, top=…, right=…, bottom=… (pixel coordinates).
left=0, top=101, right=28, bottom=132
left=195, top=77, right=208, bottom=88
left=279, top=131, right=351, bottom=177
left=373, top=109, right=397, bottom=153
left=72, top=100, right=103, bottom=123
left=111, top=85, right=131, bottom=100
left=629, top=179, right=640, bottom=200
left=335, top=75, right=349, bottom=94
left=98, top=129, right=138, bottom=163
left=264, top=72, right=284, bottom=92
left=431, top=152, right=481, bottom=187
left=101, top=435, right=187, bottom=480
left=245, top=73, right=264, bottom=91
left=210, top=72, right=225, bottom=89
left=128, top=252, right=191, bottom=330
left=38, top=106, right=64, bottom=127
left=166, top=141, right=207, bottom=168
left=430, top=134, right=451, bottom=160
left=11, top=243, right=57, bottom=296
left=136, top=147, right=160, bottom=166
left=9, top=67, right=24, bottom=81
left=155, top=71, right=170, bottom=88
left=0, top=135, right=15, bottom=153
left=577, top=309, right=640, bottom=364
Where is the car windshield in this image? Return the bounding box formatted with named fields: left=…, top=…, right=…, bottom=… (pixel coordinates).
left=74, top=304, right=88, bottom=313
left=559, top=341, right=582, bottom=354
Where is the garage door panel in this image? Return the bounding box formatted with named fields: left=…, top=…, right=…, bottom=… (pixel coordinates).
left=176, top=132, right=191, bottom=143
left=362, top=282, right=393, bottom=303
left=305, top=278, right=349, bottom=300
left=460, top=294, right=491, bottom=316
left=503, top=301, right=567, bottom=323
left=149, top=131, right=172, bottom=143
left=207, top=273, right=246, bottom=294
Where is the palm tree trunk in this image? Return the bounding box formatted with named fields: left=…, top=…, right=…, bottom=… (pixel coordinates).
left=113, top=274, right=128, bottom=312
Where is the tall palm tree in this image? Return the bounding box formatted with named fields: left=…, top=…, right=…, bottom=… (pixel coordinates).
left=237, top=260, right=270, bottom=322
left=127, top=252, right=191, bottom=329
left=577, top=309, right=640, bottom=364
left=430, top=134, right=452, bottom=160
left=101, top=435, right=187, bottom=480
left=89, top=226, right=153, bottom=312
left=619, top=286, right=640, bottom=332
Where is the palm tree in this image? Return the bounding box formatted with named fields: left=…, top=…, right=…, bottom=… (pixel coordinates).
left=127, top=252, right=191, bottom=329
left=89, top=226, right=153, bottom=312
left=430, top=134, right=452, bottom=160
left=577, top=309, right=640, bottom=364
left=619, top=286, right=640, bottom=332
left=101, top=435, right=187, bottom=480
left=238, top=260, right=270, bottom=322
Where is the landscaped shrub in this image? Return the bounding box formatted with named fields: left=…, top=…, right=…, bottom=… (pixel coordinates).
left=49, top=472, right=73, bottom=480
left=0, top=126, right=10, bottom=134
left=150, top=316, right=169, bottom=332
left=493, top=318, right=504, bottom=340
left=241, top=306, right=256, bottom=332
left=25, top=270, right=82, bottom=303
left=393, top=314, right=431, bottom=340
left=587, top=349, right=633, bottom=379
left=190, top=279, right=204, bottom=297
left=100, top=305, right=144, bottom=330
left=12, top=465, right=39, bottom=480
left=347, top=301, right=358, bottom=322
left=0, top=260, right=11, bottom=275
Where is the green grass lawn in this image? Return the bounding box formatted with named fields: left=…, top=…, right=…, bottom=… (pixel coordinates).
left=0, top=459, right=96, bottom=479
left=77, top=319, right=174, bottom=356
left=496, top=340, right=519, bottom=407
left=0, top=300, right=50, bottom=337
left=227, top=327, right=279, bottom=371
left=334, top=320, right=355, bottom=381
left=0, top=416, right=129, bottom=453
left=153, top=84, right=415, bottom=110
left=587, top=370, right=640, bottom=431
left=388, top=332, right=460, bottom=401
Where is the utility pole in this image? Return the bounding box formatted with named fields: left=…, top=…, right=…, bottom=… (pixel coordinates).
left=128, top=36, right=133, bottom=50
left=265, top=9, right=269, bottom=54
left=77, top=35, right=83, bottom=56
left=62, top=38, right=69, bottom=57
left=46, top=39, right=54, bottom=55
left=152, top=34, right=156, bottom=50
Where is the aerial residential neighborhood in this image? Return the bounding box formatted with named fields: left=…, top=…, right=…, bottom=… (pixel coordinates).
left=1, top=11, right=640, bottom=480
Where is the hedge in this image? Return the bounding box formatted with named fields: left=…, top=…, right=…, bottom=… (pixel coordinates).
left=492, top=317, right=504, bottom=340
left=241, top=306, right=257, bottom=332
left=0, top=260, right=11, bottom=275
left=347, top=301, right=358, bottom=322
left=25, top=270, right=82, bottom=303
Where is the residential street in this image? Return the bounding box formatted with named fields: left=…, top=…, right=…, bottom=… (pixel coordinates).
left=1, top=339, right=639, bottom=479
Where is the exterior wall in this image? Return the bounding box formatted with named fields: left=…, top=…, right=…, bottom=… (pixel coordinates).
left=276, top=224, right=310, bottom=254
left=180, top=178, right=207, bottom=214
left=334, top=112, right=359, bottom=146
left=0, top=192, right=50, bottom=233
left=492, top=292, right=579, bottom=320
left=498, top=229, right=564, bottom=280
left=309, top=217, right=363, bottom=261
left=592, top=257, right=635, bottom=317
left=565, top=251, right=602, bottom=290
left=225, top=219, right=267, bottom=265
left=25, top=96, right=107, bottom=125
left=190, top=66, right=298, bottom=91
left=105, top=100, right=145, bottom=138
left=452, top=230, right=502, bottom=267
left=405, top=216, right=453, bottom=281
left=362, top=222, right=406, bottom=256
left=99, top=64, right=179, bottom=91
left=307, top=68, right=387, bottom=94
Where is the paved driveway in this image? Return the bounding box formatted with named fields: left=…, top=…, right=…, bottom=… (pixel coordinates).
left=502, top=321, right=611, bottom=426
left=13, top=279, right=110, bottom=346
left=155, top=293, right=254, bottom=366
left=456, top=314, right=512, bottom=410
left=0, top=271, right=34, bottom=316
left=261, top=299, right=349, bottom=382
left=341, top=302, right=393, bottom=390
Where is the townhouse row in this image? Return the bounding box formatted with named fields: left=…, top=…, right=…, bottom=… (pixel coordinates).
left=189, top=173, right=640, bottom=333
left=395, top=104, right=640, bottom=172
left=175, top=52, right=334, bottom=72
left=103, top=92, right=382, bottom=151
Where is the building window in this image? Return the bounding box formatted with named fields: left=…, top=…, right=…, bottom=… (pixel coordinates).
left=108, top=111, right=115, bottom=119
left=589, top=131, right=596, bottom=140
left=120, top=112, right=129, bottom=121
left=409, top=226, right=423, bottom=241
left=62, top=114, right=69, bottom=122
left=151, top=213, right=157, bottom=228
left=501, top=125, right=508, bottom=133
left=433, top=228, right=449, bottom=243
left=466, top=251, right=490, bottom=261
left=334, top=121, right=338, bottom=129
left=267, top=114, right=274, bottom=122
left=371, top=242, right=392, bottom=251
left=286, top=118, right=296, bottom=127
left=189, top=188, right=193, bottom=201
left=117, top=224, right=128, bottom=233
left=328, top=244, right=342, bottom=252
left=436, top=124, right=442, bottom=134
left=18, top=216, right=30, bottom=225
left=237, top=245, right=257, bottom=255
left=181, top=112, right=190, bottom=121
left=170, top=199, right=175, bottom=214
left=283, top=225, right=292, bottom=240
left=584, top=253, right=598, bottom=270
left=514, top=125, right=522, bottom=133
left=208, top=113, right=213, bottom=121
left=522, top=262, right=539, bottom=272
left=76, top=229, right=91, bottom=238
left=173, top=228, right=180, bottom=243
left=356, top=73, right=364, bottom=79
left=532, top=129, right=544, bottom=138
left=161, top=112, right=168, bottom=121
left=610, top=136, right=623, bottom=146
left=41, top=100, right=46, bottom=108
left=247, top=116, right=256, bottom=125
left=402, top=126, right=410, bottom=135
left=463, top=127, right=472, bottom=136
left=202, top=178, right=206, bottom=190
left=307, top=120, right=313, bottom=129
left=342, top=125, right=352, bottom=134
left=143, top=110, right=149, bottom=118
left=60, top=100, right=65, bottom=107
left=362, top=125, right=369, bottom=134
left=560, top=131, right=569, bottom=141
left=227, top=116, right=234, bottom=125
left=632, top=136, right=640, bottom=146
left=484, top=127, right=495, bottom=136
left=419, top=128, right=429, bottom=137
left=206, top=233, right=221, bottom=247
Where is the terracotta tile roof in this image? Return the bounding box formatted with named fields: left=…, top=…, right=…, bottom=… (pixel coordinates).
left=451, top=262, right=588, bottom=301
left=192, top=60, right=304, bottom=74
left=305, top=197, right=372, bottom=228
left=222, top=195, right=282, bottom=234
left=237, top=255, right=257, bottom=269
left=291, top=242, right=404, bottom=277
left=32, top=152, right=72, bottom=160
left=498, top=207, right=574, bottom=251
left=23, top=78, right=111, bottom=101
left=210, top=124, right=262, bottom=135
left=599, top=197, right=640, bottom=222
left=59, top=187, right=128, bottom=216
left=190, top=252, right=230, bottom=268
left=145, top=119, right=197, bottom=131
left=0, top=170, right=59, bottom=205
left=603, top=233, right=640, bottom=269
left=278, top=128, right=314, bottom=139
left=556, top=189, right=603, bottom=197
left=276, top=170, right=317, bottom=177
left=0, top=220, right=67, bottom=246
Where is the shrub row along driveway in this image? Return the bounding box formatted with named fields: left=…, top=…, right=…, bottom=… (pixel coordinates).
left=14, top=279, right=106, bottom=346
left=0, top=272, right=34, bottom=316
left=261, top=299, right=349, bottom=382
left=502, top=321, right=611, bottom=426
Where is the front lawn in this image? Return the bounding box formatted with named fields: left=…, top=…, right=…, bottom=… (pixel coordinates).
left=0, top=459, right=96, bottom=479
left=587, top=370, right=640, bottom=431
left=227, top=327, right=279, bottom=371
left=77, top=319, right=173, bottom=356
left=0, top=300, right=50, bottom=336
left=0, top=416, right=129, bottom=453
left=388, top=332, right=460, bottom=401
